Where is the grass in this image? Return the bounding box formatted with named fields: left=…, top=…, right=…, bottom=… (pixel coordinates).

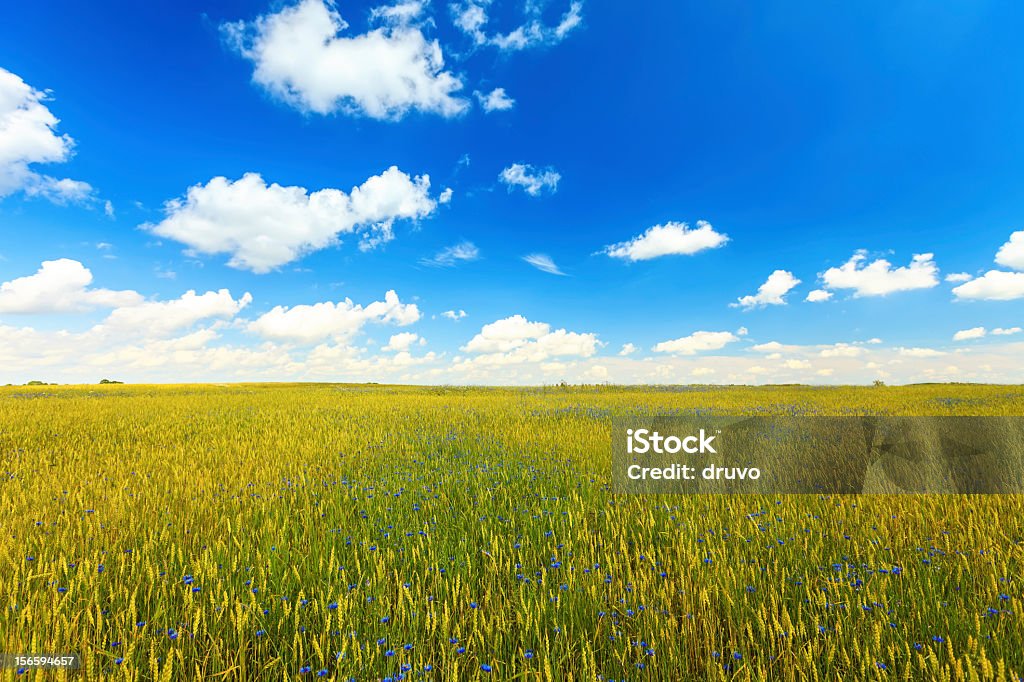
left=2, top=383, right=1023, bottom=680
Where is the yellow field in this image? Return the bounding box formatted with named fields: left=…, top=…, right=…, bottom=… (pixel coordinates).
left=2, top=383, right=1023, bottom=680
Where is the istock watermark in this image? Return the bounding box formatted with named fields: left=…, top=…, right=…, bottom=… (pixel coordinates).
left=612, top=416, right=1024, bottom=495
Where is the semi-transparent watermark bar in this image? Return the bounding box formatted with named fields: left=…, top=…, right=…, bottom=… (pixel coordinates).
left=611, top=416, right=1024, bottom=494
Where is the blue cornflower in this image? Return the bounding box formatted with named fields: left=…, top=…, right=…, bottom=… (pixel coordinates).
left=299, top=665, right=312, bottom=674
left=168, top=628, right=178, bottom=640
left=470, top=601, right=478, bottom=609
left=380, top=616, right=389, bottom=624
left=733, top=652, right=742, bottom=660
left=316, top=670, right=328, bottom=677
left=256, top=630, right=265, bottom=637
left=481, top=663, right=493, bottom=672
left=327, top=602, right=338, bottom=610
left=114, top=658, right=124, bottom=665
left=456, top=647, right=466, bottom=654
left=524, top=650, right=534, bottom=659
left=136, top=621, right=146, bottom=627
left=384, top=650, right=395, bottom=657
left=98, top=565, right=105, bottom=574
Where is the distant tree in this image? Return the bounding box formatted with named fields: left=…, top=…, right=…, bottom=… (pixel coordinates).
left=99, top=378, right=124, bottom=384
left=873, top=380, right=887, bottom=388
left=26, top=380, right=48, bottom=385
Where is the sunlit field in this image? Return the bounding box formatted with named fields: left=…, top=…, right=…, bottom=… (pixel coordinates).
left=2, top=383, right=1023, bottom=681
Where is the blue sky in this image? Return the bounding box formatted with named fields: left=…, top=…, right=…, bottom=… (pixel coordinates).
left=1, top=0, right=1023, bottom=384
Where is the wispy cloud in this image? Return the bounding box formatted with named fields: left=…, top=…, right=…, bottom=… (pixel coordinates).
left=420, top=241, right=480, bottom=267
left=499, top=164, right=560, bottom=196
left=522, top=253, right=566, bottom=275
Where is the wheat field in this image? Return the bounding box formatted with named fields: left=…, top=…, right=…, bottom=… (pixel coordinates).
left=2, top=383, right=1023, bottom=680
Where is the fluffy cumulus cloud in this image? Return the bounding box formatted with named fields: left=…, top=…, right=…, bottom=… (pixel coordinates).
left=0, top=67, right=93, bottom=203
left=459, top=314, right=598, bottom=366
left=145, top=167, right=436, bottom=273
left=952, top=271, right=1024, bottom=301
left=383, top=331, right=423, bottom=351
left=248, top=290, right=419, bottom=344
left=441, top=309, right=467, bottom=320
left=945, top=272, right=973, bottom=283
left=805, top=289, right=832, bottom=303
left=522, top=253, right=565, bottom=275
left=603, top=221, right=728, bottom=262
left=995, top=231, right=1024, bottom=270
left=451, top=0, right=583, bottom=51
left=499, top=163, right=560, bottom=196
left=653, top=331, right=738, bottom=355
left=821, top=251, right=939, bottom=297
left=953, top=326, right=987, bottom=341
left=475, top=87, right=514, bottom=111
left=223, top=0, right=467, bottom=119
left=619, top=343, right=636, bottom=356
left=732, top=270, right=800, bottom=309
left=420, top=241, right=480, bottom=267
left=97, top=289, right=252, bottom=337
left=0, top=259, right=141, bottom=313
left=462, top=314, right=550, bottom=353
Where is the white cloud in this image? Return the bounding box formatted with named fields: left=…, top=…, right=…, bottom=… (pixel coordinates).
left=522, top=253, right=565, bottom=275
left=103, top=200, right=116, bottom=218
left=897, top=347, right=946, bottom=358
left=953, top=326, right=986, bottom=341
left=995, top=230, right=1024, bottom=270
left=0, top=259, right=142, bottom=313
left=462, top=314, right=549, bottom=353
left=731, top=270, right=800, bottom=309
left=945, top=272, right=973, bottom=283
left=619, top=342, right=637, bottom=356
left=145, top=167, right=436, bottom=273
left=98, top=289, right=252, bottom=338
left=0, top=67, right=93, bottom=203
left=750, top=341, right=794, bottom=353
left=438, top=187, right=453, bottom=204
left=819, top=343, right=864, bottom=358
left=805, top=289, right=832, bottom=303
left=652, top=330, right=738, bottom=355
left=441, top=309, right=467, bottom=320
left=952, top=270, right=1024, bottom=301
left=475, top=87, right=514, bottom=111
left=223, top=0, right=467, bottom=119
left=451, top=0, right=583, bottom=51
left=249, top=290, right=419, bottom=344
left=499, top=163, right=560, bottom=196
left=992, top=327, right=1022, bottom=336
left=821, top=251, right=939, bottom=297
left=383, top=331, right=423, bottom=351
left=603, top=221, right=728, bottom=262
left=421, top=241, right=480, bottom=267
left=458, top=314, right=598, bottom=366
